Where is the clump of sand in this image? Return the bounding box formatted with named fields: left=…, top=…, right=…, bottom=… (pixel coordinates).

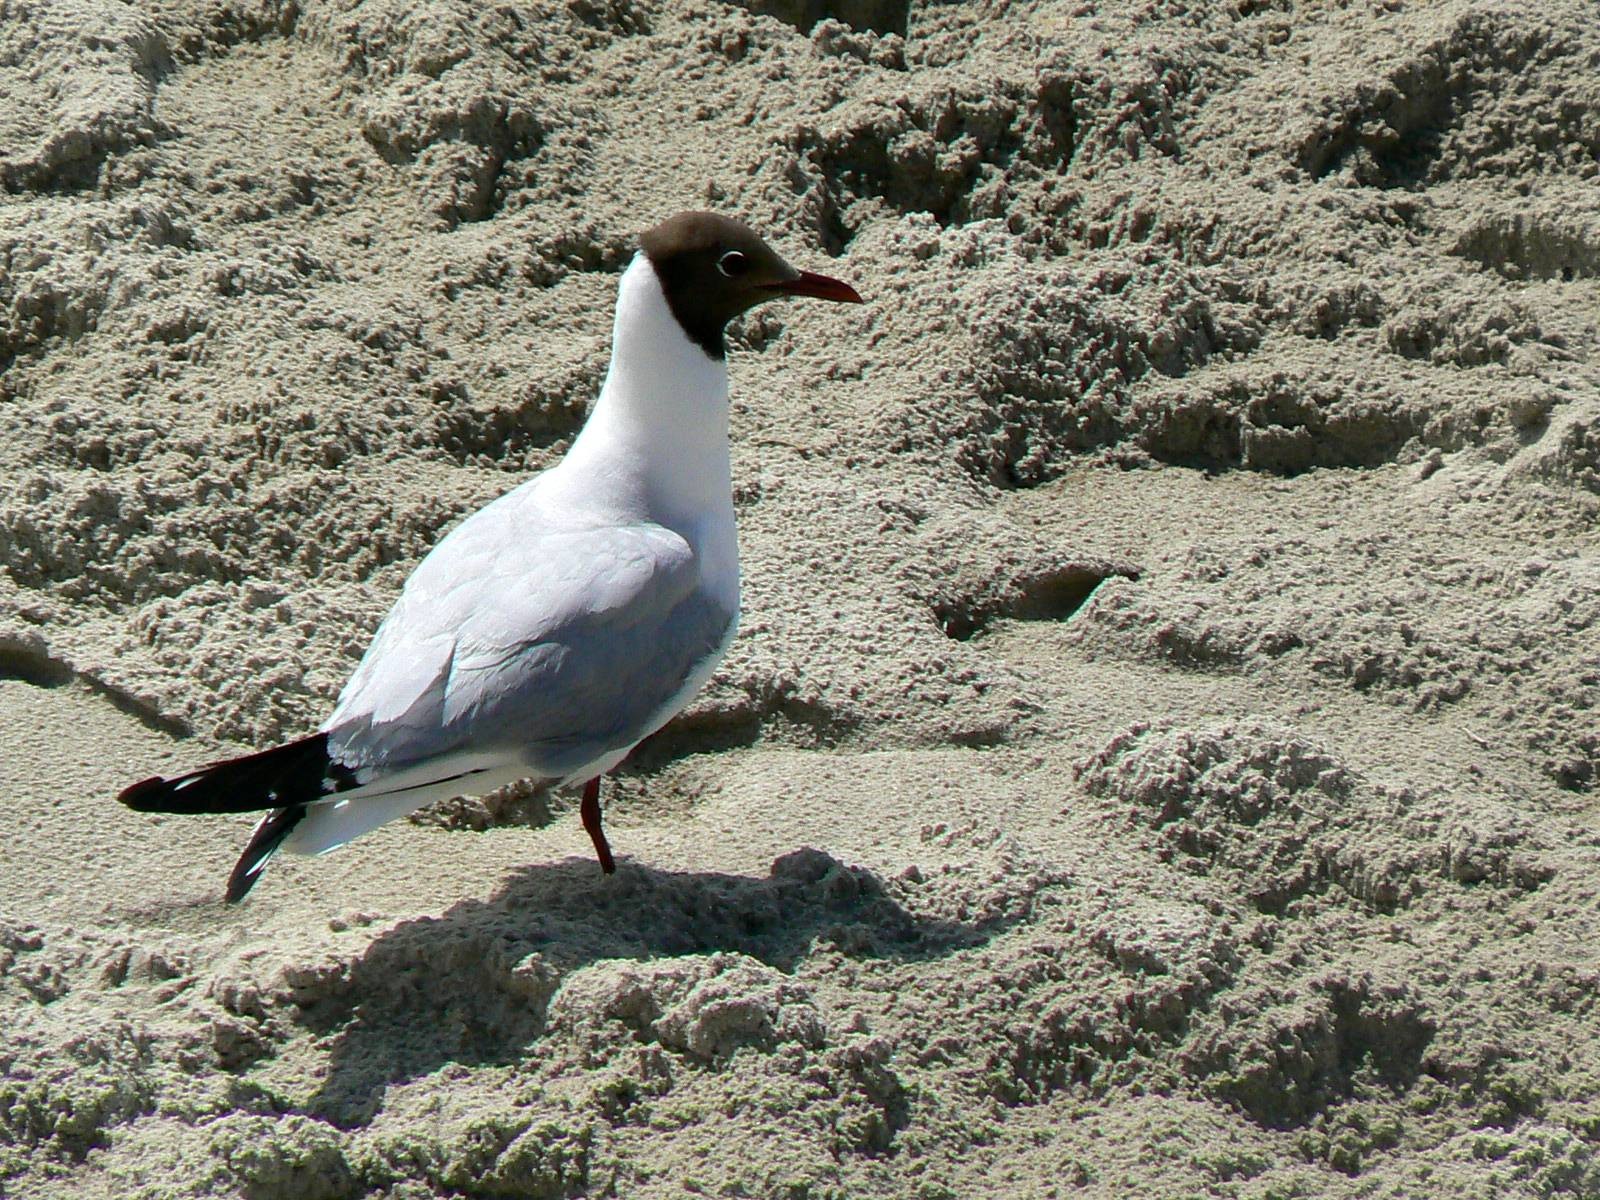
left=3, top=0, right=1600, bottom=1196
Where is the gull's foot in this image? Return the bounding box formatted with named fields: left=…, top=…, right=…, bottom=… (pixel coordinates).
left=580, top=776, right=616, bottom=874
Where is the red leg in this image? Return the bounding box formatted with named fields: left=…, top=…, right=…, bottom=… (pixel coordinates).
left=580, top=776, right=616, bottom=874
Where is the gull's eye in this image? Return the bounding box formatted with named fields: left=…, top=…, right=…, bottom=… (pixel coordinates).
left=717, top=250, right=749, bottom=278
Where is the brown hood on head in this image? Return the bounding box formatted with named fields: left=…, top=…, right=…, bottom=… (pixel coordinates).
left=639, top=211, right=863, bottom=359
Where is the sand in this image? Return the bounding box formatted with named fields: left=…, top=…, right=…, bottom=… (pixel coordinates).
left=2, top=0, right=1599, bottom=1195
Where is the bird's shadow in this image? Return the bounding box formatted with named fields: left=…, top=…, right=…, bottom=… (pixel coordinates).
left=274, top=848, right=997, bottom=1127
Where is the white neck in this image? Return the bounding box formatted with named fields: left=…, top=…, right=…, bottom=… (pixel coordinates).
left=562, top=254, right=732, bottom=529
left=548, top=255, right=739, bottom=613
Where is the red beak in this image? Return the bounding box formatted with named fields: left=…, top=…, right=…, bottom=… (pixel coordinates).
left=761, top=270, right=864, bottom=304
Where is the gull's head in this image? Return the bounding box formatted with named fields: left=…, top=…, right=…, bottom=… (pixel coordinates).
left=639, top=211, right=863, bottom=359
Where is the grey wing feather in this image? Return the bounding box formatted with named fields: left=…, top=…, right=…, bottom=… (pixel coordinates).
left=324, top=489, right=733, bottom=779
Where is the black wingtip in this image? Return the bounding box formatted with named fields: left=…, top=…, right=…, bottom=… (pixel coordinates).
left=225, top=806, right=308, bottom=903
left=225, top=864, right=261, bottom=905
left=118, top=776, right=173, bottom=812
left=115, top=733, right=353, bottom=816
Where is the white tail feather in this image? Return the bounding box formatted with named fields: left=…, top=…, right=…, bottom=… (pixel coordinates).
left=280, top=759, right=528, bottom=856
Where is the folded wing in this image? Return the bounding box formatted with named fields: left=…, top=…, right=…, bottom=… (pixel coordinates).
left=324, top=494, right=734, bottom=785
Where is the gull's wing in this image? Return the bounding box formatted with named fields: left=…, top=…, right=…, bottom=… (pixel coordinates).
left=324, top=492, right=734, bottom=782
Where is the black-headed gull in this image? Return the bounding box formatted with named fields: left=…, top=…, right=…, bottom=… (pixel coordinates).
left=120, top=212, right=863, bottom=901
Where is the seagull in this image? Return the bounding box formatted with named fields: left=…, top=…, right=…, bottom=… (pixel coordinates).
left=119, top=211, right=863, bottom=902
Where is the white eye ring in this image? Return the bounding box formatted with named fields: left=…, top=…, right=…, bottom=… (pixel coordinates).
left=717, top=250, right=749, bottom=278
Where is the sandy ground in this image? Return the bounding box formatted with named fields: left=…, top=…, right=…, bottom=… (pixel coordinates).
left=3, top=0, right=1600, bottom=1195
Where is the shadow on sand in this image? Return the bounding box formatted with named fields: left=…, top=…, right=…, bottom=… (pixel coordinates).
left=285, top=848, right=993, bottom=1126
